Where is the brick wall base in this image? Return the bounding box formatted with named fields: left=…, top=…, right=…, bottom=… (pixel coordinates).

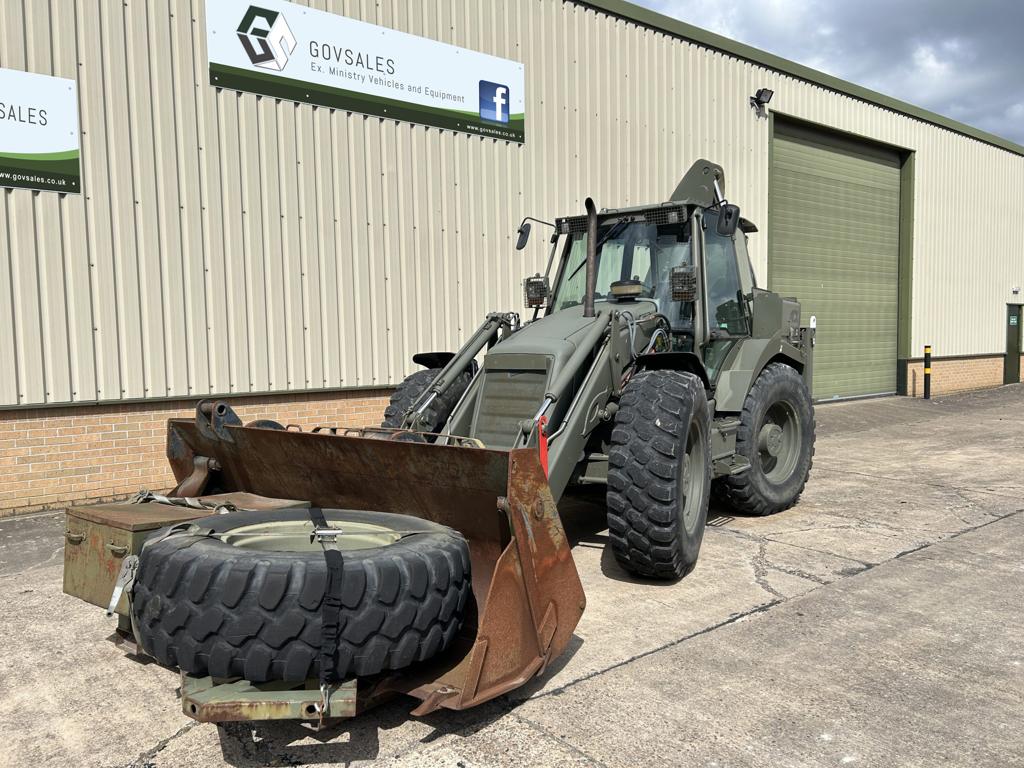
left=3, top=354, right=1020, bottom=517
left=902, top=355, right=1012, bottom=398
left=0, top=390, right=392, bottom=519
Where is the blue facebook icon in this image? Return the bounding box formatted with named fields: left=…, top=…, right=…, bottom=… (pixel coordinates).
left=479, top=81, right=511, bottom=124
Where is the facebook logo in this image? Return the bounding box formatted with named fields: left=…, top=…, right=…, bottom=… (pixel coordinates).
left=479, top=81, right=510, bottom=124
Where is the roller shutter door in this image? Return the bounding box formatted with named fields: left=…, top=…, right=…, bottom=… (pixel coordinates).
left=769, top=121, right=901, bottom=400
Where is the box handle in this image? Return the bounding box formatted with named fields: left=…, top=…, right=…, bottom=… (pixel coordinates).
left=106, top=542, right=129, bottom=557
left=65, top=530, right=85, bottom=545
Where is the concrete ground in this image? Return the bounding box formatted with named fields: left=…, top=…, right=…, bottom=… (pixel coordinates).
left=1, top=385, right=1022, bottom=768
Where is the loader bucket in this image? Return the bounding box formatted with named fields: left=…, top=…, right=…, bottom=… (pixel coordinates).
left=165, top=404, right=586, bottom=715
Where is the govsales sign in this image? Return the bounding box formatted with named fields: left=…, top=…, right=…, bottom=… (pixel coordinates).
left=0, top=68, right=80, bottom=193
left=208, top=0, right=526, bottom=143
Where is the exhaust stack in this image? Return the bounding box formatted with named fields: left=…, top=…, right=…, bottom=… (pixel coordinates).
left=583, top=197, right=598, bottom=318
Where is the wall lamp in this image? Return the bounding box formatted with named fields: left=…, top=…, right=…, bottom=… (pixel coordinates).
left=750, top=87, right=774, bottom=118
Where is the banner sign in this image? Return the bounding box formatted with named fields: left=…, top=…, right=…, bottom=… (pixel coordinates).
left=207, top=0, right=526, bottom=143
left=0, top=68, right=80, bottom=193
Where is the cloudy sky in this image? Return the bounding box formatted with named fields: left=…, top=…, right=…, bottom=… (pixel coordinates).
left=634, top=0, right=1024, bottom=145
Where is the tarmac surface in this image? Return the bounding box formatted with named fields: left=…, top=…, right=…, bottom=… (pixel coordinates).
left=1, top=384, right=1022, bottom=767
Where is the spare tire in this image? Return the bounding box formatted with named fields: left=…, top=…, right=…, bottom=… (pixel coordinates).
left=131, top=508, right=472, bottom=683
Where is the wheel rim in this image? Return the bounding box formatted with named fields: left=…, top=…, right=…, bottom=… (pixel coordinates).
left=680, top=420, right=707, bottom=534
left=221, top=519, right=404, bottom=552
left=757, top=400, right=802, bottom=484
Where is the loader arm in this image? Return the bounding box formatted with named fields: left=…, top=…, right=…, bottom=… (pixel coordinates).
left=401, top=313, right=519, bottom=433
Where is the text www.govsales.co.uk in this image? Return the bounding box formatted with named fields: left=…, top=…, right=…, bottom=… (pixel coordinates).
left=0, top=170, right=67, bottom=187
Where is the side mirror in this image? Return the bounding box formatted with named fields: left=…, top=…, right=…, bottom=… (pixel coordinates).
left=717, top=204, right=740, bottom=236
left=515, top=221, right=532, bottom=250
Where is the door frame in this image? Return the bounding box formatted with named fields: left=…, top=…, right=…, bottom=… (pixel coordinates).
left=767, top=113, right=915, bottom=398
left=1005, top=303, right=1022, bottom=385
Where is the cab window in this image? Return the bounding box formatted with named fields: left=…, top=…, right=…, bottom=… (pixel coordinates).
left=703, top=213, right=750, bottom=337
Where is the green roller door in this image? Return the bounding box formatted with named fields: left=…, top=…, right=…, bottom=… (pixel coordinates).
left=769, top=121, right=901, bottom=400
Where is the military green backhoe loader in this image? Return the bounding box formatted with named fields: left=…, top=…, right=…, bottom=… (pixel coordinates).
left=384, top=158, right=816, bottom=578
left=63, top=159, right=814, bottom=728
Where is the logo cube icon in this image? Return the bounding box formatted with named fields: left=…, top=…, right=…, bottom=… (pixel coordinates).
left=479, top=81, right=511, bottom=124
left=237, top=6, right=297, bottom=71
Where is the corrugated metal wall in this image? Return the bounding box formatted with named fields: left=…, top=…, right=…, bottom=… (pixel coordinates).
left=2, top=0, right=1022, bottom=408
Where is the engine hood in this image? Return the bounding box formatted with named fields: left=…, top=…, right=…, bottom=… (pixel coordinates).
left=488, top=299, right=657, bottom=372
left=450, top=299, right=655, bottom=449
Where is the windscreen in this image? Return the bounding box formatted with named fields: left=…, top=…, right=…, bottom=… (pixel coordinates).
left=552, top=219, right=694, bottom=330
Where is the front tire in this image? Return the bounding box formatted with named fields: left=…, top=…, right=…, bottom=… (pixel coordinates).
left=716, top=362, right=815, bottom=516
left=381, top=367, right=471, bottom=437
left=606, top=370, right=712, bottom=580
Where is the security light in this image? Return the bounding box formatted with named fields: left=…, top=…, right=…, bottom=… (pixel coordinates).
left=750, top=87, right=774, bottom=118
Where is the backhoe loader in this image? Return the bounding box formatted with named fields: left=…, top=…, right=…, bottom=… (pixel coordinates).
left=63, top=159, right=814, bottom=727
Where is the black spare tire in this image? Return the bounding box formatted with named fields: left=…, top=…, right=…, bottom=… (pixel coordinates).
left=381, top=367, right=472, bottom=437
left=131, top=508, right=472, bottom=683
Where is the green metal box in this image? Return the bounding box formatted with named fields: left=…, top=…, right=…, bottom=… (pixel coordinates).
left=62, top=493, right=308, bottom=614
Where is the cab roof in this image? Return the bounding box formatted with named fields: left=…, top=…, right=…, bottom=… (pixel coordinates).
left=554, top=202, right=758, bottom=235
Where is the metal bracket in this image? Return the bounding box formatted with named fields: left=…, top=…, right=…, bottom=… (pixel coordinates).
left=195, top=400, right=242, bottom=442
left=173, top=455, right=221, bottom=497
left=310, top=527, right=343, bottom=544
left=106, top=554, right=139, bottom=617
left=315, top=682, right=333, bottom=728
left=181, top=673, right=359, bottom=725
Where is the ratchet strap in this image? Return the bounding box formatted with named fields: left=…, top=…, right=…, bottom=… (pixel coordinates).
left=130, top=490, right=238, bottom=515
left=307, top=507, right=345, bottom=715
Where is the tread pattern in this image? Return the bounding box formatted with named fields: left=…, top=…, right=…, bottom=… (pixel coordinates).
left=715, top=362, right=816, bottom=516
left=131, top=513, right=472, bottom=683
left=606, top=370, right=711, bottom=579
left=382, top=367, right=472, bottom=436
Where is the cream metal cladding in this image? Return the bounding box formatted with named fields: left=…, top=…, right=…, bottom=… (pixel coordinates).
left=1, top=0, right=1022, bottom=408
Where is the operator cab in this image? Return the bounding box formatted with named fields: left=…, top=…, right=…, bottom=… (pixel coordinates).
left=547, top=202, right=759, bottom=380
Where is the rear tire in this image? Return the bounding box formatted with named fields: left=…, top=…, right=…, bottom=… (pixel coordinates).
left=606, top=370, right=712, bottom=580
left=382, top=367, right=472, bottom=437
left=715, top=362, right=815, bottom=516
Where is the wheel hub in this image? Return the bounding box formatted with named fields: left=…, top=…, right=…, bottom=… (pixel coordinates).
left=222, top=519, right=402, bottom=552
left=759, top=423, right=784, bottom=457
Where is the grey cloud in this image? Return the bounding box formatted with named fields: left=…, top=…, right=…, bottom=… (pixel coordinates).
left=638, top=0, right=1024, bottom=144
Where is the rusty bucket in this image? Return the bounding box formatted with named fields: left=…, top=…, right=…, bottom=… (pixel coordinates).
left=165, top=401, right=586, bottom=716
